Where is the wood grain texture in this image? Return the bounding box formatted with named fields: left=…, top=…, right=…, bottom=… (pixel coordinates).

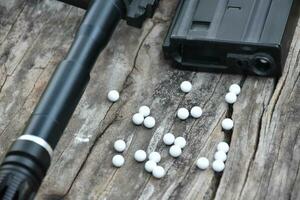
left=0, top=1, right=299, bottom=200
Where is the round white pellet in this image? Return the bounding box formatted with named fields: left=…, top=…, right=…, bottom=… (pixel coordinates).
left=177, top=108, right=189, bottom=120
left=180, top=81, right=192, bottom=93
left=134, top=150, right=147, bottom=162
left=107, top=90, right=120, bottom=102
left=190, top=106, right=203, bottom=118
left=212, top=160, right=225, bottom=172
left=163, top=133, right=175, bottom=145
left=229, top=84, right=241, bottom=95
left=132, top=113, right=144, bottom=125
left=152, top=166, right=166, bottom=178
left=222, top=118, right=234, bottom=131
left=112, top=155, right=125, bottom=167
left=217, top=142, right=230, bottom=153
left=225, top=92, right=237, bottom=104
left=144, top=160, right=157, bottom=173
left=113, top=139, right=126, bottom=152
left=214, top=151, right=227, bottom=162
left=169, top=145, right=182, bottom=158
left=148, top=152, right=161, bottom=163
left=143, top=116, right=156, bottom=129
left=174, top=137, right=187, bottom=148
left=139, top=106, right=151, bottom=117
left=196, top=157, right=209, bottom=170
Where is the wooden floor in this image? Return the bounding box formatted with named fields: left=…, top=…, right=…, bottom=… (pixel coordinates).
left=0, top=1, right=299, bottom=199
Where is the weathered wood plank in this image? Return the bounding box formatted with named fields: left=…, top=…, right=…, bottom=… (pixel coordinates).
left=238, top=25, right=300, bottom=200
left=0, top=0, right=299, bottom=200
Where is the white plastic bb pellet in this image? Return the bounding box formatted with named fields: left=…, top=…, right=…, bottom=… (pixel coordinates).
left=134, top=150, right=147, bottom=162
left=143, top=116, right=156, bottom=128
left=113, top=139, right=126, bottom=152
left=144, top=160, right=157, bottom=173
left=163, top=133, right=175, bottom=145
left=169, top=145, right=182, bottom=158
left=196, top=157, right=209, bottom=170
left=214, top=151, right=227, bottom=162
left=152, top=166, right=166, bottom=178
left=132, top=113, right=144, bottom=125
left=229, top=84, right=241, bottom=95
left=107, top=90, right=120, bottom=102
left=177, top=108, right=189, bottom=120
left=148, top=152, right=161, bottom=163
left=139, top=106, right=151, bottom=117
left=222, top=118, right=234, bottom=131
left=174, top=137, right=187, bottom=149
left=112, top=155, right=125, bottom=167
left=212, top=160, right=225, bottom=172
left=180, top=81, right=192, bottom=93
left=225, top=92, right=237, bottom=104
left=190, top=106, right=203, bottom=118
left=217, top=142, right=230, bottom=153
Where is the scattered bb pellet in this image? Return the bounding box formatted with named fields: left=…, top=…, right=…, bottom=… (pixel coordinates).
left=143, top=116, right=156, bottom=129
left=190, top=106, right=203, bottom=118
left=222, top=118, right=234, bottom=131
left=229, top=84, right=241, bottom=95
left=134, top=150, right=147, bottom=162
left=214, top=151, right=227, bottom=162
left=163, top=133, right=175, bottom=145
left=177, top=108, right=189, bottom=120
left=145, top=160, right=157, bottom=173
left=169, top=145, right=182, bottom=158
left=225, top=92, right=237, bottom=104
left=152, top=166, right=166, bottom=179
left=139, top=106, right=151, bottom=117
left=132, top=113, right=144, bottom=125
left=196, top=157, right=209, bottom=170
left=180, top=81, right=192, bottom=93
left=212, top=160, right=225, bottom=172
left=174, top=137, right=187, bottom=148
left=107, top=90, right=120, bottom=102
left=112, top=155, right=125, bottom=168
left=217, top=142, right=230, bottom=153
left=148, top=152, right=161, bottom=163
left=114, top=139, right=126, bottom=152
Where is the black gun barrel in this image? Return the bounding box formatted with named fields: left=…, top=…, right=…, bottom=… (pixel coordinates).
left=0, top=0, right=125, bottom=199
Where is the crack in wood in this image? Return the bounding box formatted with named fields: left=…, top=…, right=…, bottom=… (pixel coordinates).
left=237, top=104, right=265, bottom=199
left=213, top=74, right=257, bottom=200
